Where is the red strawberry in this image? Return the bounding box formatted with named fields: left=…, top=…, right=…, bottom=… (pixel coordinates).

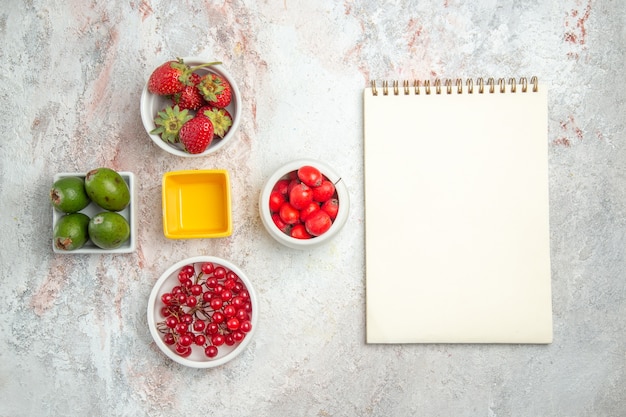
left=148, top=58, right=222, bottom=96
left=179, top=115, right=214, bottom=154
left=171, top=73, right=206, bottom=111
left=151, top=105, right=193, bottom=144
left=197, top=73, right=232, bottom=108
left=197, top=106, right=233, bottom=138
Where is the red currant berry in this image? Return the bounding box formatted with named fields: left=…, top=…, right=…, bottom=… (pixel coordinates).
left=221, top=289, right=233, bottom=301
left=186, top=296, right=198, bottom=307
left=211, top=334, right=225, bottom=346
left=161, top=293, right=174, bottom=305
left=179, top=333, right=194, bottom=347
left=206, top=276, right=218, bottom=288
left=223, top=305, right=236, bottom=318
left=201, top=262, right=214, bottom=274
left=175, top=344, right=192, bottom=357
left=231, top=296, right=245, bottom=309
left=225, top=334, right=235, bottom=346
left=212, top=311, right=225, bottom=324
left=226, top=317, right=240, bottom=331
left=193, top=320, right=206, bottom=332
left=163, top=333, right=175, bottom=345
left=232, top=331, right=244, bottom=342
left=182, top=264, right=195, bottom=277
left=240, top=320, right=252, bottom=333
left=165, top=316, right=178, bottom=329
left=235, top=308, right=249, bottom=321
left=194, top=334, right=206, bottom=346
left=175, top=322, right=188, bottom=334
left=190, top=284, right=203, bottom=296
left=205, top=345, right=218, bottom=358
left=224, top=278, right=236, bottom=290
left=213, top=266, right=227, bottom=280
left=210, top=297, right=223, bottom=310
left=178, top=271, right=189, bottom=283
left=202, top=291, right=213, bottom=302
left=181, top=314, right=193, bottom=325
left=206, top=322, right=219, bottom=335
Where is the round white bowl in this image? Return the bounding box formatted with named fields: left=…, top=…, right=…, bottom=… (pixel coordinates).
left=259, top=159, right=350, bottom=249
left=140, top=57, right=242, bottom=157
left=147, top=256, right=258, bottom=368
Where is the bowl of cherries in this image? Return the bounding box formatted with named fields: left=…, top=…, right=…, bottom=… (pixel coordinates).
left=259, top=159, right=349, bottom=249
left=147, top=256, right=258, bottom=368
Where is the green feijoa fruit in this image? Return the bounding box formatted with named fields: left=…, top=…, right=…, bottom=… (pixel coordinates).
left=88, top=212, right=130, bottom=249
left=53, top=213, right=90, bottom=251
left=50, top=176, right=91, bottom=213
left=84, top=168, right=130, bottom=212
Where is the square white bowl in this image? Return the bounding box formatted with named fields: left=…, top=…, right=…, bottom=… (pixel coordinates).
left=51, top=172, right=137, bottom=254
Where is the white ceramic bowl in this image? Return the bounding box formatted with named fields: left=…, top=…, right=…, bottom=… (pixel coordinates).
left=140, top=57, right=242, bottom=157
left=147, top=256, right=258, bottom=368
left=259, top=159, right=350, bottom=249
left=51, top=171, right=137, bottom=254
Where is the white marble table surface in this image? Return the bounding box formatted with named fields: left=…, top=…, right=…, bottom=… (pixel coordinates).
left=1, top=1, right=624, bottom=416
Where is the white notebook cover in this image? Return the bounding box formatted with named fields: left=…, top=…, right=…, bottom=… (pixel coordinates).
left=364, top=80, right=552, bottom=344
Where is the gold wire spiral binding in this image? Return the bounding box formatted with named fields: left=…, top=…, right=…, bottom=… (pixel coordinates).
left=520, top=77, right=527, bottom=92
left=371, top=80, right=377, bottom=96
left=370, top=77, right=538, bottom=95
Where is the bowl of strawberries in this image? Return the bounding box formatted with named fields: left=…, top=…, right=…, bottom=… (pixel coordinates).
left=259, top=159, right=350, bottom=249
left=140, top=57, right=242, bottom=157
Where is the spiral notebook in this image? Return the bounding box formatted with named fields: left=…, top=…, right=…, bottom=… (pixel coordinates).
left=364, top=77, right=552, bottom=344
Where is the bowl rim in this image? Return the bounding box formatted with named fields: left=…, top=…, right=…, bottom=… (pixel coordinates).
left=259, top=159, right=350, bottom=249
left=161, top=169, right=233, bottom=239
left=147, top=255, right=258, bottom=368
left=140, top=57, right=242, bottom=157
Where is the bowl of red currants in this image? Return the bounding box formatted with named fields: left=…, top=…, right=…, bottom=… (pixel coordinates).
left=147, top=256, right=258, bottom=368
left=140, top=57, right=242, bottom=157
left=259, top=159, right=349, bottom=249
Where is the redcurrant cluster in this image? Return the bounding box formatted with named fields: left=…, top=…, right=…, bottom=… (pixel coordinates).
left=157, top=262, right=253, bottom=359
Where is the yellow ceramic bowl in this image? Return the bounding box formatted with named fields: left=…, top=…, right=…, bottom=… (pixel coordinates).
left=162, top=170, right=232, bottom=239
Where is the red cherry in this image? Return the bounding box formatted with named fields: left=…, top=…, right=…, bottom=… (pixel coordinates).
left=279, top=202, right=300, bottom=225
left=290, top=223, right=312, bottom=239
left=321, top=198, right=339, bottom=220
left=289, top=183, right=314, bottom=210
left=297, top=165, right=323, bottom=187
left=312, top=179, right=336, bottom=202
left=269, top=190, right=285, bottom=212
left=305, top=210, right=332, bottom=236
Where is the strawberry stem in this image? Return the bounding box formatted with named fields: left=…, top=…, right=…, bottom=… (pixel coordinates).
left=188, top=61, right=222, bottom=72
